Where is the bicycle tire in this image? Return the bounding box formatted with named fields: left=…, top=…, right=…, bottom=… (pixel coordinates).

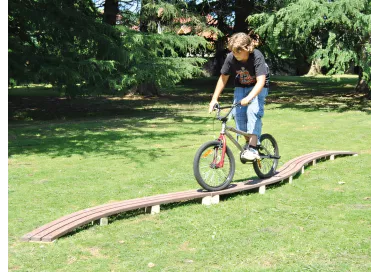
left=193, top=140, right=235, bottom=191
left=253, top=134, right=279, bottom=178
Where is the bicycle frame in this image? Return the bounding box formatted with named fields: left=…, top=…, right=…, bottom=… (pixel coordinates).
left=214, top=103, right=276, bottom=163
left=194, top=103, right=280, bottom=191
left=218, top=123, right=246, bottom=152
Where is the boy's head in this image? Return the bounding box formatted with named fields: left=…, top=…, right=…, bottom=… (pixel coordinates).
left=227, top=32, right=259, bottom=54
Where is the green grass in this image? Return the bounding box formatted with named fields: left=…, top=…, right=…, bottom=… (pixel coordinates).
left=8, top=75, right=371, bottom=271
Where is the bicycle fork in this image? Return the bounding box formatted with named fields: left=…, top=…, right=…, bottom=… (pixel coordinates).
left=212, top=133, right=226, bottom=168
left=209, top=120, right=228, bottom=169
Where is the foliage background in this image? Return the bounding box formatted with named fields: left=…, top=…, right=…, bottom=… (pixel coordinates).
left=8, top=0, right=371, bottom=97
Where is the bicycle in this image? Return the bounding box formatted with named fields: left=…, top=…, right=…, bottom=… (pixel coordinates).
left=193, top=102, right=281, bottom=191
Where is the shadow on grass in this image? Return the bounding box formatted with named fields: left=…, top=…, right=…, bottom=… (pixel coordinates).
left=8, top=76, right=370, bottom=159
left=8, top=111, right=210, bottom=159
left=9, top=76, right=370, bottom=124
left=268, top=76, right=371, bottom=114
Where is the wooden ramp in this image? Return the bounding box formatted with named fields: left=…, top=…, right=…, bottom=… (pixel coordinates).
left=21, top=150, right=357, bottom=243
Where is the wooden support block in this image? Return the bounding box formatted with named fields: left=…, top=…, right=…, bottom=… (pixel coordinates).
left=301, top=166, right=305, bottom=174
left=259, top=185, right=266, bottom=194
left=202, top=195, right=219, bottom=205
left=100, top=217, right=108, bottom=226
left=202, top=196, right=212, bottom=205
left=312, top=159, right=316, bottom=166
left=353, top=154, right=358, bottom=157
left=211, top=195, right=220, bottom=204
left=289, top=176, right=293, bottom=184
left=146, top=205, right=160, bottom=214
left=330, top=155, right=335, bottom=160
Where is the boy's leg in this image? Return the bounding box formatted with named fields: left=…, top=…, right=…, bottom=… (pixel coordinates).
left=233, top=87, right=248, bottom=135
left=247, top=87, right=268, bottom=146
left=248, top=135, right=258, bottom=147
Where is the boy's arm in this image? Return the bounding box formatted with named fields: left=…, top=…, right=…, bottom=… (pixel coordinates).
left=240, top=75, right=266, bottom=106
left=209, top=74, right=230, bottom=113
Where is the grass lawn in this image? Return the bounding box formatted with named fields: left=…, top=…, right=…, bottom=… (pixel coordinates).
left=8, top=75, right=371, bottom=271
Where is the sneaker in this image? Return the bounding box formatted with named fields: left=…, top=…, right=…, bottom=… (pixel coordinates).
left=241, top=148, right=260, bottom=161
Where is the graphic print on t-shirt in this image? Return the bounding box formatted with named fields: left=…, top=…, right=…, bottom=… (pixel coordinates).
left=236, top=67, right=256, bottom=85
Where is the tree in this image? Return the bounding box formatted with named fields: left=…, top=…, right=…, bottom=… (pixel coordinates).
left=8, top=0, right=209, bottom=97
left=8, top=0, right=126, bottom=97
left=186, top=0, right=289, bottom=74
left=117, top=26, right=208, bottom=95
left=103, top=0, right=119, bottom=25
left=234, top=0, right=254, bottom=33
left=248, top=0, right=371, bottom=94
left=126, top=0, right=213, bottom=95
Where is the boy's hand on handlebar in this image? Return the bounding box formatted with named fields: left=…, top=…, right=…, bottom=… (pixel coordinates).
left=240, top=97, right=251, bottom=106
left=209, top=100, right=218, bottom=113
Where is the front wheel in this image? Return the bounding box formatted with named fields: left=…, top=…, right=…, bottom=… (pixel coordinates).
left=193, top=140, right=235, bottom=191
left=253, top=134, right=279, bottom=178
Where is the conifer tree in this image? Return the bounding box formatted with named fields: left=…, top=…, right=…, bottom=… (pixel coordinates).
left=248, top=0, right=371, bottom=94
left=129, top=0, right=212, bottom=94
left=8, top=0, right=209, bottom=97
left=9, top=0, right=127, bottom=97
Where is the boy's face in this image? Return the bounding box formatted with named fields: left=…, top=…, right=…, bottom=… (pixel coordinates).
left=232, top=48, right=249, bottom=62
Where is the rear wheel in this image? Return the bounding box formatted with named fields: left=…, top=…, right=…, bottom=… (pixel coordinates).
left=193, top=140, right=235, bottom=191
left=253, top=134, right=279, bottom=178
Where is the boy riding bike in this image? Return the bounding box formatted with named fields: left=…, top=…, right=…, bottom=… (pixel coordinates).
left=208, top=32, right=270, bottom=161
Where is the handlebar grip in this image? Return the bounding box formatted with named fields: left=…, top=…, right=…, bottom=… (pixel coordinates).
left=213, top=103, right=220, bottom=111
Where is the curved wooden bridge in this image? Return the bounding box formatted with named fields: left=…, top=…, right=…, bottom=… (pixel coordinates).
left=21, top=150, right=357, bottom=243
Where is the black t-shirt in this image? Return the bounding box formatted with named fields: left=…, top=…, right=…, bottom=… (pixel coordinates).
left=220, top=49, right=270, bottom=88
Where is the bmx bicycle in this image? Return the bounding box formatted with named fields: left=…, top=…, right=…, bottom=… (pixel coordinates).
left=193, top=102, right=281, bottom=191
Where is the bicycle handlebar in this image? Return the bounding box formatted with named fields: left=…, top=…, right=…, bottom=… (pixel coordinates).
left=213, top=101, right=240, bottom=110
left=213, top=101, right=241, bottom=121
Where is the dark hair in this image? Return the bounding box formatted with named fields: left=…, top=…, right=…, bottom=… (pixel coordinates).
left=248, top=30, right=259, bottom=42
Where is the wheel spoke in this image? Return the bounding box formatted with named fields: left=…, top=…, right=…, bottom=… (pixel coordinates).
left=253, top=134, right=279, bottom=178
left=194, top=141, right=235, bottom=191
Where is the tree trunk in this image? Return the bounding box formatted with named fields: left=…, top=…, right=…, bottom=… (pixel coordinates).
left=136, top=82, right=160, bottom=96
left=306, top=59, right=322, bottom=76
left=212, top=0, right=230, bottom=74
left=356, top=67, right=370, bottom=99
left=214, top=38, right=228, bottom=75
left=139, top=0, right=149, bottom=32
left=233, top=0, right=254, bottom=33
left=103, top=0, right=119, bottom=26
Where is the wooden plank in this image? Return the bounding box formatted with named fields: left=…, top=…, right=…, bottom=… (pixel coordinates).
left=21, top=151, right=358, bottom=242
left=211, top=152, right=332, bottom=196
left=43, top=190, right=215, bottom=242
left=38, top=191, right=211, bottom=242
left=24, top=190, right=211, bottom=242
